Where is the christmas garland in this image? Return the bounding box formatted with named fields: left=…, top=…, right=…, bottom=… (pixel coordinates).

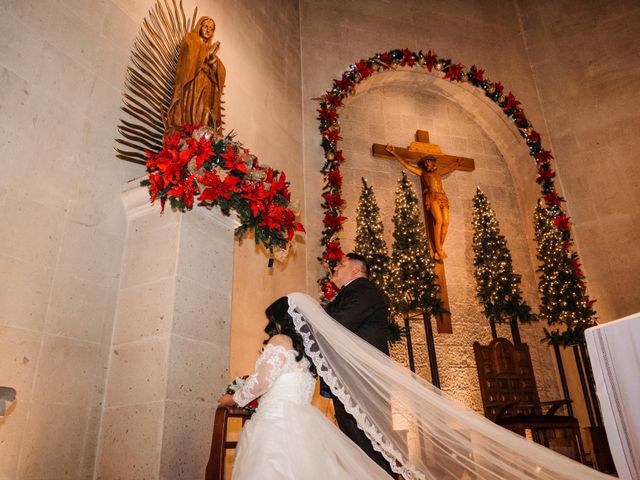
left=317, top=48, right=591, bottom=304
left=143, top=125, right=304, bottom=262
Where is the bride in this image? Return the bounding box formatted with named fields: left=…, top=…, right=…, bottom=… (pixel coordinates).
left=219, top=293, right=613, bottom=480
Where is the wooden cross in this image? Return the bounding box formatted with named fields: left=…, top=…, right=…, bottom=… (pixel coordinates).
left=372, top=130, right=475, bottom=334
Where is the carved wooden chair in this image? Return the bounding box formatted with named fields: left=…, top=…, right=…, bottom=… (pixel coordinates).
left=474, top=338, right=584, bottom=462
left=205, top=406, right=252, bottom=480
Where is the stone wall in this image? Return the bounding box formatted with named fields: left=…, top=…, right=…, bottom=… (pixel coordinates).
left=336, top=82, right=558, bottom=411
left=516, top=0, right=640, bottom=322
left=0, top=0, right=305, bottom=478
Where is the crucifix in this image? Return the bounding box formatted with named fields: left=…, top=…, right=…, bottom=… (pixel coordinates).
left=372, top=130, right=475, bottom=335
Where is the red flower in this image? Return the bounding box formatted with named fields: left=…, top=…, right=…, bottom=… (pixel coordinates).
left=241, top=181, right=272, bottom=217
left=379, top=52, right=392, bottom=66
left=322, top=129, right=342, bottom=143
left=469, top=65, right=484, bottom=82
left=553, top=214, right=571, bottom=230
left=400, top=49, right=415, bottom=66
left=317, top=105, right=337, bottom=124
left=526, top=130, right=541, bottom=146
left=180, top=124, right=199, bottom=135
left=534, top=149, right=554, bottom=164
left=167, top=175, right=199, bottom=209
left=327, top=169, right=343, bottom=187
left=325, top=92, right=342, bottom=108
left=334, top=150, right=345, bottom=163
left=322, top=280, right=338, bottom=301
left=424, top=50, right=438, bottom=71
left=198, top=171, right=241, bottom=203
left=192, top=136, right=214, bottom=170
left=322, top=192, right=344, bottom=209
left=536, top=166, right=555, bottom=183
left=323, top=211, right=346, bottom=229
left=572, top=258, right=584, bottom=277
left=221, top=145, right=248, bottom=174
left=163, top=132, right=182, bottom=150
left=543, top=192, right=564, bottom=207
left=502, top=92, right=521, bottom=113
left=354, top=59, right=372, bottom=78
left=324, top=241, right=344, bottom=261
left=513, top=110, right=528, bottom=126
left=268, top=170, right=290, bottom=201
left=444, top=63, right=464, bottom=81
left=334, top=75, right=354, bottom=93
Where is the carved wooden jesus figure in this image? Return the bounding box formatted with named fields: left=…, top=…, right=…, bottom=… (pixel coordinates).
left=386, top=145, right=461, bottom=260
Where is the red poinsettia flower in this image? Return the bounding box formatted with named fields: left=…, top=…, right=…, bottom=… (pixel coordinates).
left=502, top=92, right=521, bottom=113
left=334, top=75, right=354, bottom=93
left=534, top=149, right=554, bottom=164
left=469, top=65, right=485, bottom=82
left=192, top=136, right=214, bottom=170
left=269, top=171, right=291, bottom=201
left=354, top=59, right=372, bottom=79
left=163, top=132, right=182, bottom=150
left=179, top=124, right=199, bottom=135
left=553, top=214, right=571, bottom=230
left=424, top=50, right=438, bottom=71
left=148, top=171, right=165, bottom=202
left=444, top=63, right=464, bottom=81
left=260, top=204, right=288, bottom=231
left=325, top=92, right=343, bottom=108
left=167, top=175, right=199, bottom=209
left=322, top=129, right=342, bottom=143
left=493, top=82, right=504, bottom=95
left=221, top=145, right=248, bottom=174
left=379, top=52, right=392, bottom=66
left=324, top=241, right=344, bottom=261
left=198, top=171, right=241, bottom=203
left=317, top=105, right=338, bottom=124
left=323, top=211, right=347, bottom=229
left=326, top=169, right=342, bottom=187
left=322, top=192, right=344, bottom=209
left=543, top=192, right=564, bottom=207
left=536, top=166, right=555, bottom=183
left=334, top=150, right=345, bottom=163
left=400, top=49, right=415, bottom=66
left=155, top=147, right=193, bottom=187
left=242, top=180, right=274, bottom=217
left=513, top=110, right=528, bottom=126
left=526, top=130, right=541, bottom=146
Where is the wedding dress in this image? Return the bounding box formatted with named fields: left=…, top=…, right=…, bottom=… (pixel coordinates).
left=232, top=343, right=392, bottom=479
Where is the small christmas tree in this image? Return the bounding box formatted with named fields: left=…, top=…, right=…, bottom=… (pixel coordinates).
left=354, top=178, right=402, bottom=341
left=388, top=173, right=443, bottom=317
left=472, top=188, right=536, bottom=343
left=354, top=178, right=391, bottom=297
left=534, top=201, right=596, bottom=346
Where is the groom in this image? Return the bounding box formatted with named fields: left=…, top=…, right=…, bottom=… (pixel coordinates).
left=326, top=252, right=394, bottom=476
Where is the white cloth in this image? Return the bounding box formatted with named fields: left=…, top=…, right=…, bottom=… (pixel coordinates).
left=585, top=312, right=640, bottom=480
left=287, top=292, right=613, bottom=480
left=232, top=344, right=391, bottom=479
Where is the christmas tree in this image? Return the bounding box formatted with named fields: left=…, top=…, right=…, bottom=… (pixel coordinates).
left=388, top=172, right=443, bottom=317
left=354, top=178, right=391, bottom=297
left=472, top=188, right=536, bottom=343
left=534, top=201, right=596, bottom=346
left=354, top=178, right=402, bottom=341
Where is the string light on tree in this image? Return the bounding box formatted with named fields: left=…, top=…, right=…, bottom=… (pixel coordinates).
left=354, top=178, right=402, bottom=341
left=534, top=201, right=596, bottom=346
left=471, top=188, right=536, bottom=344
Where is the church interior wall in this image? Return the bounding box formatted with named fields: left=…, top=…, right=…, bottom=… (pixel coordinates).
left=0, top=0, right=305, bottom=478
left=516, top=0, right=640, bottom=322
left=0, top=0, right=637, bottom=478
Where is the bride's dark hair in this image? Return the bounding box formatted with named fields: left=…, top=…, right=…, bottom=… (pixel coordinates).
left=264, top=296, right=317, bottom=377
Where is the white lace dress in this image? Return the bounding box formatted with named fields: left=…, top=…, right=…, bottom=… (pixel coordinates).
left=232, top=344, right=391, bottom=479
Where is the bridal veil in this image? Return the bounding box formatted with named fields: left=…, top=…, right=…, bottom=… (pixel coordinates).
left=287, top=292, right=611, bottom=480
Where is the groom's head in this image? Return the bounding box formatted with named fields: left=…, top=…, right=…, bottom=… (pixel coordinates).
left=331, top=252, right=369, bottom=289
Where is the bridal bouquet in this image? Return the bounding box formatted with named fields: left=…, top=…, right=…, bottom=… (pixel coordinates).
left=226, top=375, right=258, bottom=414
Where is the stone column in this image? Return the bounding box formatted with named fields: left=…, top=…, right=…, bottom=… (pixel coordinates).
left=96, top=178, right=235, bottom=479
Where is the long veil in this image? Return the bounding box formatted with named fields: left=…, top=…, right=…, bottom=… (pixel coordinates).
left=287, top=292, right=612, bottom=480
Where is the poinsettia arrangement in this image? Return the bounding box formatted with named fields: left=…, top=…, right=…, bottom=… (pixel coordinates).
left=143, top=125, right=304, bottom=262
left=226, top=375, right=258, bottom=414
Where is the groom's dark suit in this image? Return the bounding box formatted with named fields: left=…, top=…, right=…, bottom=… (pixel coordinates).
left=325, top=277, right=394, bottom=475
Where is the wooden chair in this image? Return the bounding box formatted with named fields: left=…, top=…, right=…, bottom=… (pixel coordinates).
left=474, top=338, right=585, bottom=462
left=205, top=406, right=252, bottom=480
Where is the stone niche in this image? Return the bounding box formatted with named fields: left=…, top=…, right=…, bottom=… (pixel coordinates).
left=95, top=178, right=235, bottom=479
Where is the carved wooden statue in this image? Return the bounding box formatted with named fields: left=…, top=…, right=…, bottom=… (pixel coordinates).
left=115, top=1, right=226, bottom=165
left=167, top=16, right=225, bottom=134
